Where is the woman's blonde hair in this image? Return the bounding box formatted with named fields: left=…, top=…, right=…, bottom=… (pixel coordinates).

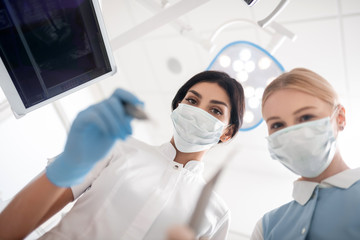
left=262, top=68, right=339, bottom=112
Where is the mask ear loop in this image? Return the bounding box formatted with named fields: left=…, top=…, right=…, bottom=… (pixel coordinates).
left=330, top=104, right=346, bottom=132
left=330, top=104, right=340, bottom=120
left=331, top=104, right=346, bottom=131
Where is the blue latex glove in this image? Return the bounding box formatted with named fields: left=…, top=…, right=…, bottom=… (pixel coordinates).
left=46, top=88, right=143, bottom=187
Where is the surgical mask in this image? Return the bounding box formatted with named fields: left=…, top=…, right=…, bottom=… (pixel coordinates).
left=266, top=115, right=337, bottom=178
left=171, top=103, right=226, bottom=153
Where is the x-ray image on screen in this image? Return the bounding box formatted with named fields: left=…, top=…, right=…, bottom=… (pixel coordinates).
left=0, top=0, right=114, bottom=111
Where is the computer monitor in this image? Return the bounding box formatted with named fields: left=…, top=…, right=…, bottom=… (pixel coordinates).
left=0, top=0, right=116, bottom=118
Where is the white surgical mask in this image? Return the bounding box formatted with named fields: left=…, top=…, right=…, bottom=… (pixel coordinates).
left=266, top=116, right=337, bottom=178
left=171, top=103, right=226, bottom=153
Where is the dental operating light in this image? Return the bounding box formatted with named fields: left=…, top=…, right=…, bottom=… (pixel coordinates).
left=207, top=41, right=284, bottom=131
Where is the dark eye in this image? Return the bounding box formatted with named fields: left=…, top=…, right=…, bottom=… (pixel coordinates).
left=185, top=98, right=197, bottom=105
left=211, top=108, right=223, bottom=116
left=299, top=114, right=314, bottom=122
left=270, top=122, right=284, bottom=130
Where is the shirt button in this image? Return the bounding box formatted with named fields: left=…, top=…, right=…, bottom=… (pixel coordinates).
left=301, top=227, right=306, bottom=234
left=173, top=165, right=179, bottom=170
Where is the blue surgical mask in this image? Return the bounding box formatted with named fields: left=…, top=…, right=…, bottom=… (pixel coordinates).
left=266, top=116, right=337, bottom=178
left=171, top=103, right=226, bottom=153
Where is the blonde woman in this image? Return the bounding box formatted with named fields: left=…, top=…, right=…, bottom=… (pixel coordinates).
left=251, top=67, right=360, bottom=240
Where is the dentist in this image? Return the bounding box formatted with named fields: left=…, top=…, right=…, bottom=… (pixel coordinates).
left=0, top=70, right=245, bottom=240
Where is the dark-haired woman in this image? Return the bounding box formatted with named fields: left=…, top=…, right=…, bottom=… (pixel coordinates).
left=0, top=71, right=245, bottom=240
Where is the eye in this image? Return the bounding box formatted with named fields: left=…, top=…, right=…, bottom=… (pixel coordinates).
left=185, top=98, right=197, bottom=105
left=210, top=107, right=223, bottom=116
left=270, top=122, right=284, bottom=130
left=299, top=114, right=315, bottom=123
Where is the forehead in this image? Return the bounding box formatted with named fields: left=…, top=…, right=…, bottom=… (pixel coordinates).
left=262, top=89, right=329, bottom=118
left=189, top=81, right=230, bottom=103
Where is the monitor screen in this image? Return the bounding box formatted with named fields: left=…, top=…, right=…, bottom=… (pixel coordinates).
left=0, top=0, right=116, bottom=117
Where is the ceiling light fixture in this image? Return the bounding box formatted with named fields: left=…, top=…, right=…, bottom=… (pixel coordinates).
left=207, top=41, right=284, bottom=131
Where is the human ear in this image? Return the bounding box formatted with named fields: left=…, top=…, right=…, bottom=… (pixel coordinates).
left=173, top=101, right=181, bottom=110
left=336, top=105, right=346, bottom=131
left=220, top=124, right=235, bottom=142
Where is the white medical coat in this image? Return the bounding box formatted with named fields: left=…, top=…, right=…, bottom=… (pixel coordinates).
left=40, top=137, right=230, bottom=240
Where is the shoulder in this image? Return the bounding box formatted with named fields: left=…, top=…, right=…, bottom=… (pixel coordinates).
left=114, top=136, right=152, bottom=150
left=264, top=200, right=294, bottom=217
left=262, top=200, right=296, bottom=228
left=111, top=137, right=158, bottom=156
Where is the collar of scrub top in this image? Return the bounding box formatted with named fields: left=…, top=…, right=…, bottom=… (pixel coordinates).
left=292, top=167, right=360, bottom=205
left=159, top=142, right=205, bottom=175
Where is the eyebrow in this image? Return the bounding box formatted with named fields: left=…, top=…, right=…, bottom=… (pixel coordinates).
left=188, top=90, right=229, bottom=108
left=265, top=116, right=280, bottom=123
left=265, top=106, right=317, bottom=123
left=293, top=106, right=316, bottom=115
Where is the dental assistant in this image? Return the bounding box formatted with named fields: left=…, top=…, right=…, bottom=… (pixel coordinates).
left=0, top=70, right=245, bottom=240
left=251, top=68, right=360, bottom=240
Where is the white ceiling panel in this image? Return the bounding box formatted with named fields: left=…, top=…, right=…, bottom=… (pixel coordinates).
left=101, top=0, right=138, bottom=39
left=142, top=36, right=206, bottom=94
left=185, top=0, right=254, bottom=31
left=342, top=15, right=360, bottom=98
left=127, top=0, right=179, bottom=37
left=207, top=28, right=263, bottom=58
left=274, top=19, right=347, bottom=97
left=254, top=0, right=338, bottom=22
left=340, top=0, right=360, bottom=15
left=114, top=41, right=161, bottom=94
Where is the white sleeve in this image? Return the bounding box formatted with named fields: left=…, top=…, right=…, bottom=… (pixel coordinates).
left=70, top=138, right=136, bottom=199
left=250, top=217, right=264, bottom=240
left=207, top=210, right=230, bottom=240
left=70, top=153, right=114, bottom=199
left=46, top=149, right=115, bottom=200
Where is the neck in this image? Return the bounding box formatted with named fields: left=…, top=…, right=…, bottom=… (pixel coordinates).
left=299, top=150, right=350, bottom=183
left=170, top=138, right=206, bottom=166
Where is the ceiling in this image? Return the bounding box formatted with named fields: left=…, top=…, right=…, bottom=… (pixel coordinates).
left=1, top=0, right=360, bottom=238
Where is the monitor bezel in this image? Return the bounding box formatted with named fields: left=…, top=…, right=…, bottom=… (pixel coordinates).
left=0, top=0, right=117, bottom=118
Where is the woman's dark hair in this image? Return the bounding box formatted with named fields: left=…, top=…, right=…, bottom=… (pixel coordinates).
left=171, top=70, right=245, bottom=138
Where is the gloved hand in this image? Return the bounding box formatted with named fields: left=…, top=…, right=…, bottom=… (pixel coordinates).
left=46, top=88, right=143, bottom=187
